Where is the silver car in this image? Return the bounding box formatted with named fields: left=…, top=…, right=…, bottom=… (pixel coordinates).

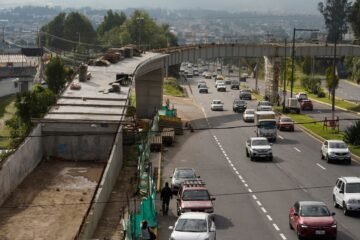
left=169, top=212, right=216, bottom=240
left=171, top=167, right=199, bottom=193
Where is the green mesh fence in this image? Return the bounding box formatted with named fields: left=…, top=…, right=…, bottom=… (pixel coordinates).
left=124, top=120, right=157, bottom=240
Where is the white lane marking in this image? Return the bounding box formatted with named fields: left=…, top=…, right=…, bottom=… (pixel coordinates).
left=316, top=163, right=326, bottom=170
left=294, top=147, right=301, bottom=152
left=273, top=224, right=280, bottom=231
left=212, top=134, right=287, bottom=240
left=317, top=110, right=322, bottom=113
left=278, top=135, right=284, bottom=140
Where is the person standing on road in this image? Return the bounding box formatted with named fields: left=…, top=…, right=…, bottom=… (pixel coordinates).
left=161, top=182, right=173, bottom=215
left=140, top=220, right=156, bottom=240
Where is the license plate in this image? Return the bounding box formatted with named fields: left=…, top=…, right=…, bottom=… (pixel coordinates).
left=315, top=230, right=325, bottom=235
left=259, top=155, right=266, bottom=157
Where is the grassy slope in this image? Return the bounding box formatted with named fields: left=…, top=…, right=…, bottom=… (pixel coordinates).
left=0, top=95, right=16, bottom=148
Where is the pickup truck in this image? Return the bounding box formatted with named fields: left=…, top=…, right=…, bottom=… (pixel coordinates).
left=245, top=137, right=273, bottom=161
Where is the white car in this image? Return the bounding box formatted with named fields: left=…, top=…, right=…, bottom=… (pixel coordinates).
left=169, top=212, right=216, bottom=240
left=211, top=100, right=224, bottom=111
left=243, top=109, right=255, bottom=122
left=215, top=80, right=224, bottom=88
left=216, top=83, right=226, bottom=92
left=333, top=176, right=360, bottom=215
left=321, top=140, right=351, bottom=164
left=245, top=137, right=273, bottom=161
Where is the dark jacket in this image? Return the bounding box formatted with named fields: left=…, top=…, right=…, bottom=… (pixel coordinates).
left=161, top=186, right=173, bottom=202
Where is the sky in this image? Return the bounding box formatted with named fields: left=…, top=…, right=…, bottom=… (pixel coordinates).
left=2, top=0, right=321, bottom=14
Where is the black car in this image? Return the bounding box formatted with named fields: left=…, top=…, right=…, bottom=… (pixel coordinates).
left=230, top=80, right=240, bottom=90
left=239, top=91, right=252, bottom=100
left=199, top=84, right=208, bottom=93
left=233, top=99, right=247, bottom=112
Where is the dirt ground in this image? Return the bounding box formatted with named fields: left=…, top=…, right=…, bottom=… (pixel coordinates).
left=0, top=159, right=104, bottom=240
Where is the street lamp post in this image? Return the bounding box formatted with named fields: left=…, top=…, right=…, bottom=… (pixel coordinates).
left=331, top=36, right=337, bottom=120
left=136, top=17, right=144, bottom=50
left=283, top=38, right=287, bottom=112
left=290, top=28, right=319, bottom=98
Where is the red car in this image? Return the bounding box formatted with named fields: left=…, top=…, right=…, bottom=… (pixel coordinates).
left=289, top=201, right=337, bottom=240
left=176, top=180, right=215, bottom=216
left=278, top=117, right=295, bottom=131
left=300, top=99, right=313, bottom=111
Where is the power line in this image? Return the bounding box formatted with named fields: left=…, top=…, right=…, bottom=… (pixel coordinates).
left=0, top=117, right=359, bottom=140
left=0, top=184, right=334, bottom=210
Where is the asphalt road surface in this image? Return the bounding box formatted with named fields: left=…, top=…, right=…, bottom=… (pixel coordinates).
left=158, top=74, right=360, bottom=240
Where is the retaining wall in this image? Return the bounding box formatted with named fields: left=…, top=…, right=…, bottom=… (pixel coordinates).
left=0, top=125, right=43, bottom=206
left=76, top=125, right=124, bottom=239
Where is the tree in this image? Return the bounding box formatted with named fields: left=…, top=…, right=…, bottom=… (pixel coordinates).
left=6, top=85, right=56, bottom=147
left=97, top=10, right=126, bottom=36
left=45, top=56, right=67, bottom=94
left=302, top=56, right=312, bottom=75
left=350, top=0, right=360, bottom=39
left=64, top=12, right=97, bottom=51
left=41, top=13, right=66, bottom=49
left=344, top=120, right=360, bottom=145
left=318, top=0, right=352, bottom=41
left=325, top=66, right=339, bottom=98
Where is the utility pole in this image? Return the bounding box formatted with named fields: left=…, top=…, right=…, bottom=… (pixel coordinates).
left=332, top=37, right=337, bottom=120
left=136, top=17, right=144, bottom=50
left=282, top=38, right=287, bottom=112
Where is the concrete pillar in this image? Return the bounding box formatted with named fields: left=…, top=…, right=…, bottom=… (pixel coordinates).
left=135, top=68, right=164, bottom=118
left=264, top=56, right=281, bottom=104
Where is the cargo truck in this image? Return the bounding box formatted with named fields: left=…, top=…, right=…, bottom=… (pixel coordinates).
left=254, top=111, right=277, bottom=142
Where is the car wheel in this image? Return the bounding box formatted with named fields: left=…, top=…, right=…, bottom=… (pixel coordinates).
left=343, top=202, right=349, bottom=216
left=246, top=149, right=249, bottom=157
left=333, top=195, right=339, bottom=208
left=297, top=227, right=304, bottom=240
left=250, top=156, right=254, bottom=161
left=326, top=155, right=331, bottom=163
left=289, top=217, right=293, bottom=230
left=269, top=156, right=273, bottom=161
left=347, top=159, right=351, bottom=165
left=321, top=151, right=324, bottom=160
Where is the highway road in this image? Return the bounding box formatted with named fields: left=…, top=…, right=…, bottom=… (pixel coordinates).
left=158, top=73, right=360, bottom=240
left=322, top=80, right=360, bottom=104
left=246, top=78, right=360, bottom=131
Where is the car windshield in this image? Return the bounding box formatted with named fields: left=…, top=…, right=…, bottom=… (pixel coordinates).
left=175, top=219, right=207, bottom=232
left=252, top=139, right=269, bottom=146
left=300, top=205, right=330, bottom=217
left=259, top=121, right=276, bottom=129
left=329, top=142, right=347, bottom=149
left=175, top=170, right=196, bottom=179
left=346, top=183, right=360, bottom=193
left=232, top=81, right=239, bottom=84
left=234, top=100, right=245, bottom=105
left=241, top=89, right=251, bottom=93
left=246, top=110, right=254, bottom=114
left=259, top=101, right=272, bottom=106
left=281, top=118, right=293, bottom=123
left=182, top=190, right=210, bottom=200
left=213, top=101, right=222, bottom=104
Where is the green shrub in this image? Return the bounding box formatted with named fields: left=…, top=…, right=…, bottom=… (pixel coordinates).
left=343, top=120, right=360, bottom=146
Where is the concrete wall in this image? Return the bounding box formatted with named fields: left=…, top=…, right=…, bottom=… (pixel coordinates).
left=76, top=126, right=124, bottom=239
left=135, top=68, right=164, bottom=118
left=42, top=123, right=118, bottom=162
left=0, top=78, right=19, bottom=97
left=0, top=125, right=43, bottom=206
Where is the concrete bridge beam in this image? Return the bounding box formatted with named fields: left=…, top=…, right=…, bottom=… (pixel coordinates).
left=264, top=56, right=281, bottom=105
left=135, top=68, right=164, bottom=118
